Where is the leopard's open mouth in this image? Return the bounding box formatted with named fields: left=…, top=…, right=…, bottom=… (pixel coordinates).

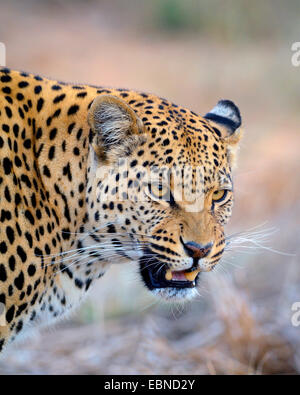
left=139, top=250, right=200, bottom=291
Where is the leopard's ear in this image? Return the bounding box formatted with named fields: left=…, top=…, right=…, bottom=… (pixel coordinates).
left=204, top=99, right=242, bottom=137
left=88, top=95, right=144, bottom=161
left=204, top=100, right=243, bottom=167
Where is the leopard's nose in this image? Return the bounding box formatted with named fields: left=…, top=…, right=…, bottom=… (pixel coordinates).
left=183, top=241, right=213, bottom=259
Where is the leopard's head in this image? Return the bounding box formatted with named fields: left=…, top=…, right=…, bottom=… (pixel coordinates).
left=86, top=94, right=242, bottom=300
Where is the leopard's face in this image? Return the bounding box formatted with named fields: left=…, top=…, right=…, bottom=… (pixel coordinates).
left=85, top=96, right=242, bottom=301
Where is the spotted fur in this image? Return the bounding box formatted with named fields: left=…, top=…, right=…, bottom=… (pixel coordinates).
left=0, top=68, right=242, bottom=353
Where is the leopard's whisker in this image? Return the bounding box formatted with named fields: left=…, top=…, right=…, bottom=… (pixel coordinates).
left=38, top=239, right=149, bottom=260
left=44, top=241, right=149, bottom=267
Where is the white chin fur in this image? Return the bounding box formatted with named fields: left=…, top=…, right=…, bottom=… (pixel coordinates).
left=151, top=287, right=198, bottom=302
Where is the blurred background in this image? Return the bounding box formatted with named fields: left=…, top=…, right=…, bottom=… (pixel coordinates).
left=0, top=0, right=299, bottom=374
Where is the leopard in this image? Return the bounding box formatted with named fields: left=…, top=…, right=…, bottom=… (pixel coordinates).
left=0, top=67, right=242, bottom=354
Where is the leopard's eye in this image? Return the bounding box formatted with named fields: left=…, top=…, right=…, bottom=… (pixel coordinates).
left=148, top=183, right=170, bottom=200
left=212, top=189, right=228, bottom=203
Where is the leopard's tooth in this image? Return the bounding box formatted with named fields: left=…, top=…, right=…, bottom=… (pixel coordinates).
left=165, top=269, right=172, bottom=281
left=184, top=269, right=200, bottom=282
